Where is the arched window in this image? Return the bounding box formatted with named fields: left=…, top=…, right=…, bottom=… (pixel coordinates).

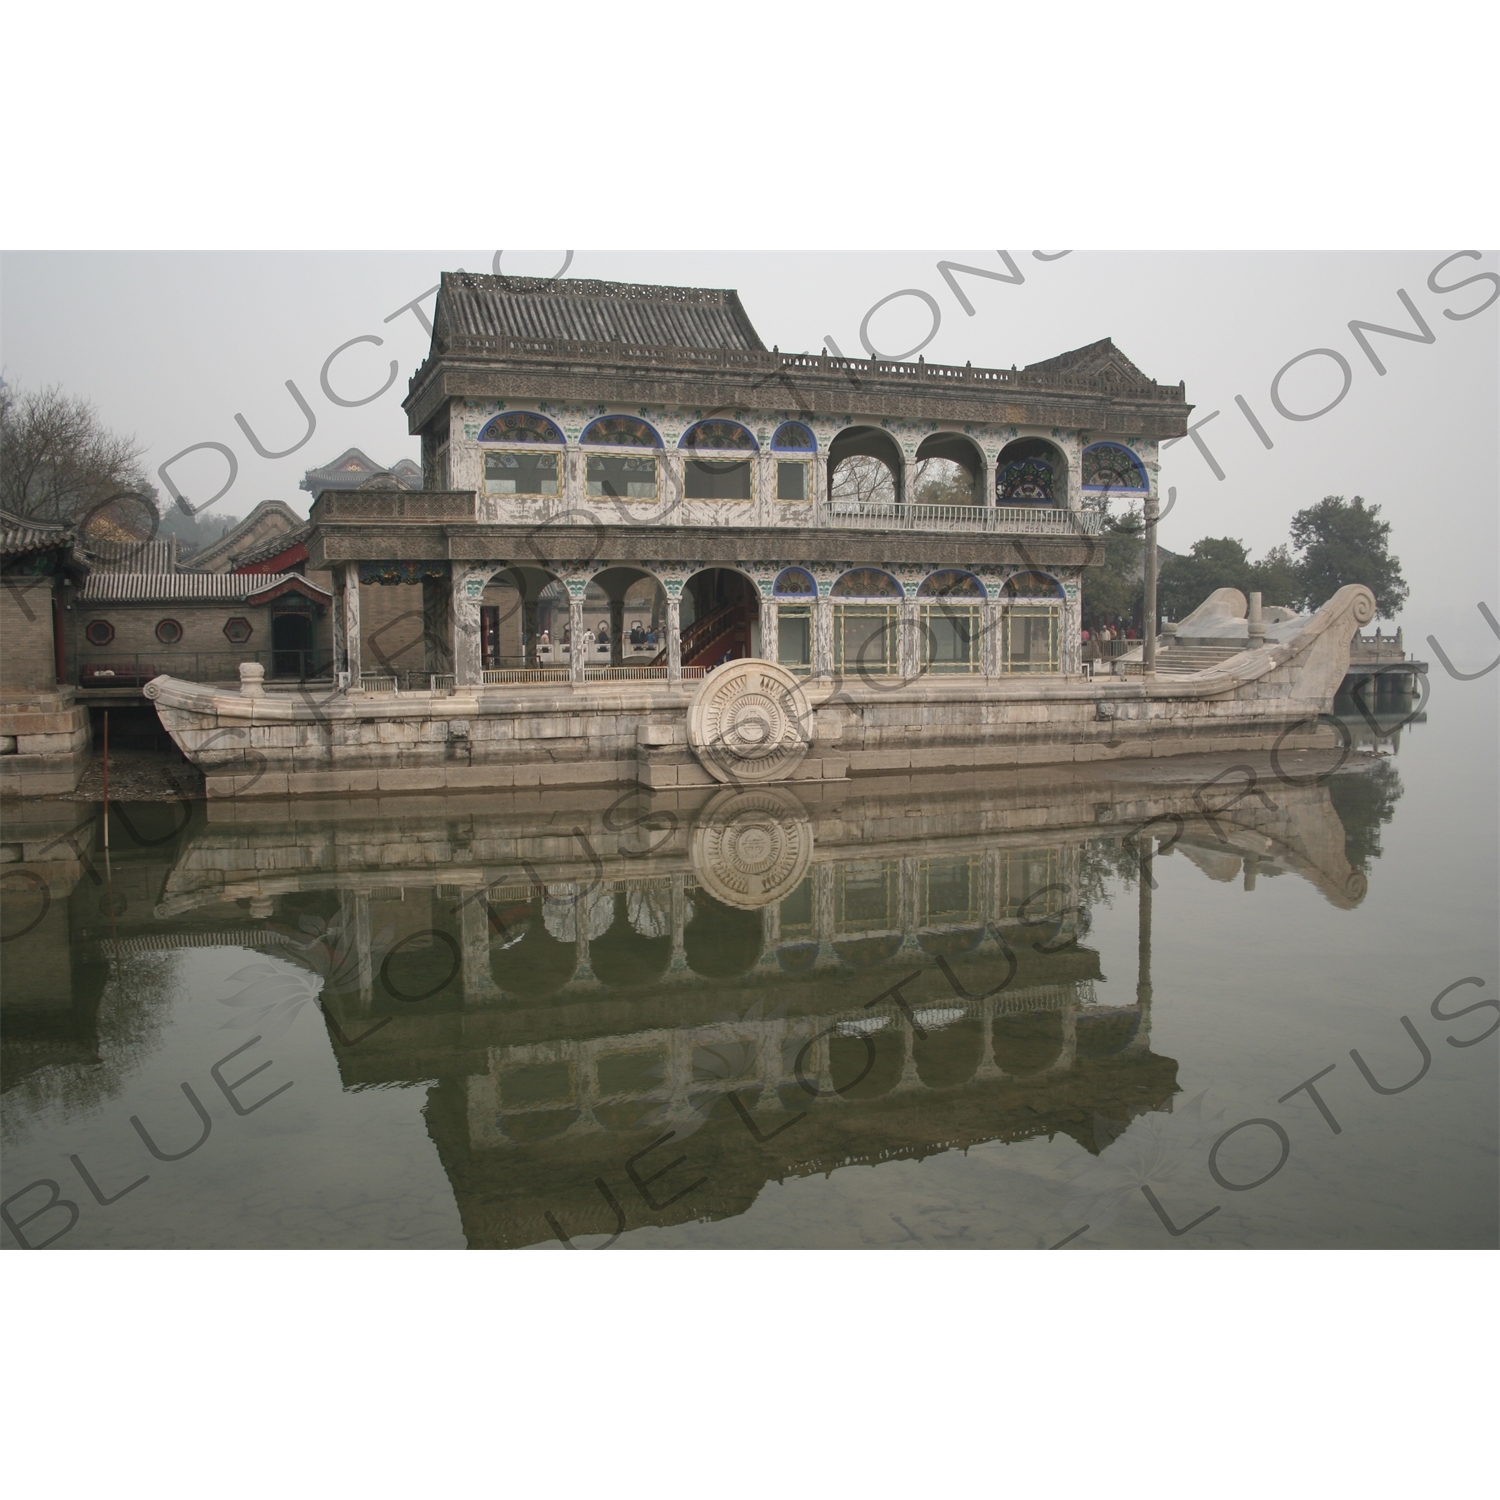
left=582, top=416, right=660, bottom=502
left=680, top=419, right=757, bottom=451
left=1082, top=442, right=1147, bottom=491
left=996, top=439, right=1057, bottom=504
left=771, top=422, right=816, bottom=452
left=775, top=569, right=816, bottom=674
left=581, top=415, right=662, bottom=448
left=1001, top=571, right=1064, bottom=598
left=481, top=411, right=563, bottom=499
left=770, top=423, right=815, bottom=502
left=477, top=411, right=564, bottom=445
left=773, top=567, right=816, bottom=597
left=831, top=568, right=902, bottom=598
left=682, top=419, right=755, bottom=501
left=917, top=569, right=984, bottom=598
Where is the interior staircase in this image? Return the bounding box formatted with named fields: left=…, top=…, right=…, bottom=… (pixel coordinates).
left=650, top=600, right=752, bottom=669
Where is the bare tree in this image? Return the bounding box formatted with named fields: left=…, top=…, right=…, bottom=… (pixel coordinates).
left=831, top=455, right=977, bottom=507
left=0, top=380, right=154, bottom=524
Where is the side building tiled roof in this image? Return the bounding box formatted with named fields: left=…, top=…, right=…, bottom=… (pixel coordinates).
left=1, top=509, right=75, bottom=558
left=433, top=272, right=768, bottom=352
left=79, top=571, right=329, bottom=604
left=230, top=524, right=310, bottom=570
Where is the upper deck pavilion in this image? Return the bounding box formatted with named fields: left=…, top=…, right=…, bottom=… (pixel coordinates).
left=390, top=272, right=1193, bottom=542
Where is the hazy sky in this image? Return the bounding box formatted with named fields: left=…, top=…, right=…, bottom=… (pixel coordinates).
left=2, top=249, right=1495, bottom=642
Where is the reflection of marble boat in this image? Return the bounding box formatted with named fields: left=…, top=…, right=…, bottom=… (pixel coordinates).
left=62, top=751, right=1368, bottom=1246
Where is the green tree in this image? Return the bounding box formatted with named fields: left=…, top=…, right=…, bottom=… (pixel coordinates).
left=1157, top=536, right=1255, bottom=621
left=1289, top=495, right=1408, bottom=618
left=1084, top=508, right=1147, bottom=629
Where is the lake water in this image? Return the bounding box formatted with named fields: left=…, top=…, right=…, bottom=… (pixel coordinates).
left=3, top=680, right=1495, bottom=1251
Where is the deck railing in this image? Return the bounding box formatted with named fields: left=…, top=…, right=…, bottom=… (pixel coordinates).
left=829, top=502, right=1102, bottom=536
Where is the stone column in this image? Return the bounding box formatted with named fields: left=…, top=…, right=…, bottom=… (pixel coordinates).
left=331, top=576, right=346, bottom=685
left=899, top=598, right=919, bottom=679
left=814, top=596, right=834, bottom=678
left=608, top=596, right=625, bottom=668
left=974, top=454, right=992, bottom=508
left=569, top=596, right=586, bottom=684
left=450, top=574, right=482, bottom=688
left=459, top=887, right=496, bottom=1006
left=523, top=598, right=541, bottom=668
left=666, top=597, right=682, bottom=683
left=760, top=597, right=778, bottom=664
left=1062, top=592, right=1083, bottom=676
left=981, top=597, right=1001, bottom=676
left=340, top=564, right=362, bottom=685
left=422, top=574, right=454, bottom=677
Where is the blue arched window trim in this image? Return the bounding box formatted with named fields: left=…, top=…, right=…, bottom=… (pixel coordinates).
left=831, top=567, right=904, bottom=599
left=917, top=568, right=988, bottom=598
left=580, top=415, right=663, bottom=448
left=771, top=421, right=817, bottom=452
left=477, top=411, right=565, bottom=445
left=1081, top=441, right=1148, bottom=491
left=773, top=567, right=817, bottom=597
left=679, top=418, right=758, bottom=452
left=1000, top=570, right=1065, bottom=599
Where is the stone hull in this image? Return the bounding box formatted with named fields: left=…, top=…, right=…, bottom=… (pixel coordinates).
left=144, top=585, right=1376, bottom=800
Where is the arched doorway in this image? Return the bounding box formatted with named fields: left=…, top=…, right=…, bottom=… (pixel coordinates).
left=590, top=568, right=667, bottom=668
left=913, top=431, right=984, bottom=506
left=828, top=426, right=904, bottom=509
left=676, top=567, right=760, bottom=668
left=480, top=566, right=562, bottom=669
left=995, top=437, right=1068, bottom=509
left=271, top=607, right=315, bottom=678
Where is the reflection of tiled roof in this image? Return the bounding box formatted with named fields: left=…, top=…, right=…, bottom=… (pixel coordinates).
left=79, top=571, right=319, bottom=603
left=434, top=272, right=768, bottom=351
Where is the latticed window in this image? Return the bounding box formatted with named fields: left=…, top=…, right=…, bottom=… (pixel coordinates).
left=684, top=456, right=752, bottom=500
left=478, top=411, right=564, bottom=445
left=921, top=604, right=981, bottom=673
left=1002, top=605, right=1060, bottom=673
left=1082, top=442, right=1147, bottom=491
left=777, top=605, right=812, bottom=674
left=996, top=439, right=1058, bottom=503
left=776, top=460, right=809, bottom=501
left=484, top=450, right=560, bottom=496
left=834, top=605, right=898, bottom=675
left=586, top=455, right=657, bottom=500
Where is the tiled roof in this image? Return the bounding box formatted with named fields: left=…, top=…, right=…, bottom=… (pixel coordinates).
left=79, top=571, right=315, bottom=603
left=434, top=273, right=768, bottom=352
left=85, top=537, right=177, bottom=572
left=1, top=511, right=74, bottom=558
left=231, top=524, right=310, bottom=569
left=301, top=451, right=422, bottom=492
left=185, top=500, right=305, bottom=573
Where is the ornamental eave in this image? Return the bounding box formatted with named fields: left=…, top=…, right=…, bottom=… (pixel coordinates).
left=403, top=355, right=1192, bottom=439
